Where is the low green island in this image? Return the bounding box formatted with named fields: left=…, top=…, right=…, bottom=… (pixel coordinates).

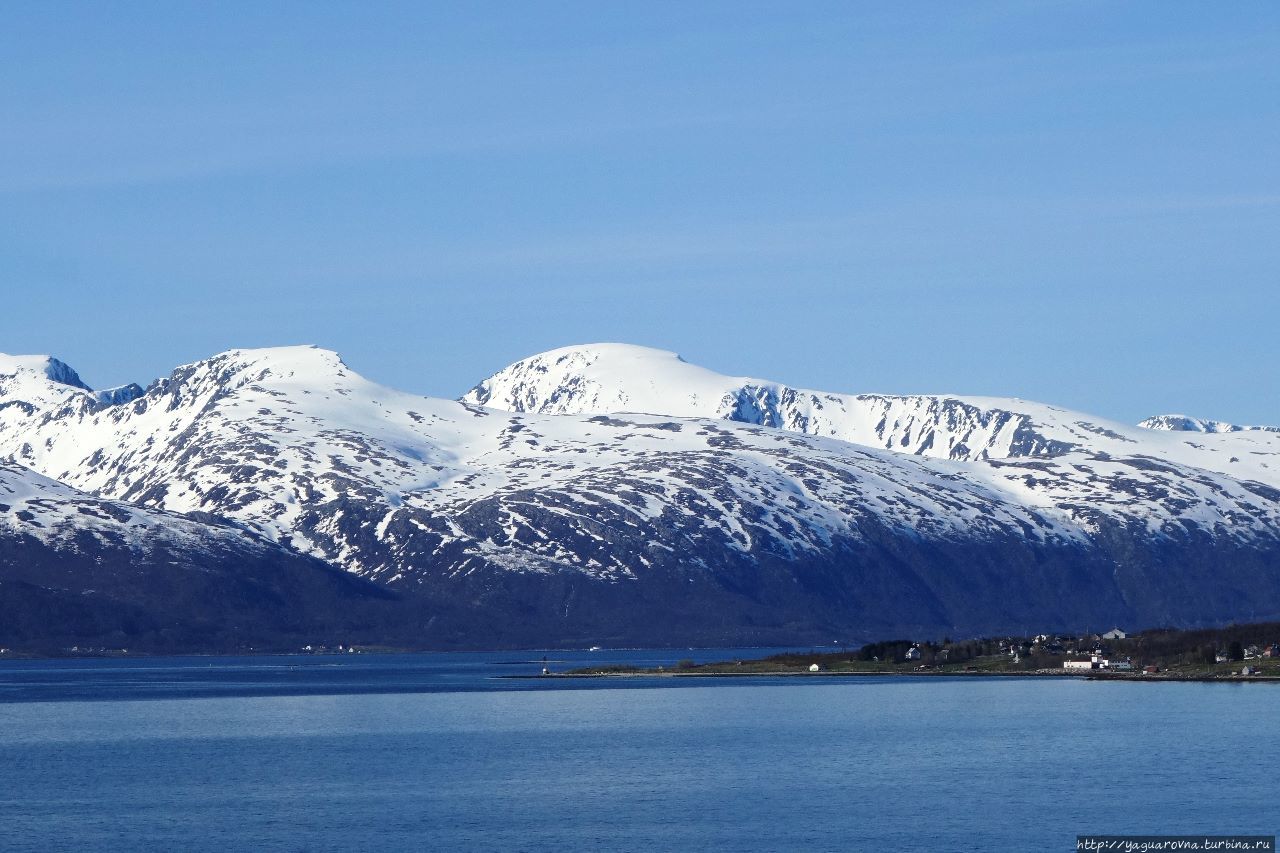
left=562, top=621, right=1280, bottom=682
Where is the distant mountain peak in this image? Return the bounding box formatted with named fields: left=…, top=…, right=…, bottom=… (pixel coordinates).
left=524, top=342, right=686, bottom=361
left=0, top=353, right=92, bottom=392
left=0, top=353, right=146, bottom=410
left=203, top=344, right=349, bottom=375
left=94, top=383, right=145, bottom=406
left=1139, top=414, right=1280, bottom=434
left=461, top=343, right=1104, bottom=462
left=463, top=343, right=739, bottom=416
left=42, top=357, right=92, bottom=391
left=157, top=345, right=359, bottom=398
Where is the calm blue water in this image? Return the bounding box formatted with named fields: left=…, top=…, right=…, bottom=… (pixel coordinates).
left=0, top=651, right=1275, bottom=852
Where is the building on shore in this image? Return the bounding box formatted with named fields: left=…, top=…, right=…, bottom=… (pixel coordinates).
left=1063, top=654, right=1132, bottom=672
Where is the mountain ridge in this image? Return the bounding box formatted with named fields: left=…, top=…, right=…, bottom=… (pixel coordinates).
left=2, top=342, right=1279, bottom=649
left=1139, top=413, right=1280, bottom=434
left=464, top=343, right=1280, bottom=484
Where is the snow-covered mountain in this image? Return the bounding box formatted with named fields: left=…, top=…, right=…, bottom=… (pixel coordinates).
left=2, top=343, right=1280, bottom=647
left=0, top=353, right=142, bottom=426
left=0, top=354, right=93, bottom=418
left=1139, top=414, right=1280, bottom=434
left=464, top=344, right=1280, bottom=485
left=464, top=343, right=1059, bottom=460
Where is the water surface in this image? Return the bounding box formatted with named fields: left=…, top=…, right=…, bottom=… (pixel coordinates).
left=0, top=652, right=1274, bottom=852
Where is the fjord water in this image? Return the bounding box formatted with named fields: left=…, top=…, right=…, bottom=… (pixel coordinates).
left=1, top=653, right=1275, bottom=852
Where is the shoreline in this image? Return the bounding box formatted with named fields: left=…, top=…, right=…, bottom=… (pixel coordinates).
left=514, top=669, right=1280, bottom=684
left=0, top=644, right=813, bottom=662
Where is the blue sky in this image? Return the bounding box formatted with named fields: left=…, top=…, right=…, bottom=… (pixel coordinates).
left=2, top=2, right=1278, bottom=424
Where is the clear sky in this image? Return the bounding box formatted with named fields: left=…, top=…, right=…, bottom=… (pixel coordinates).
left=2, top=2, right=1277, bottom=424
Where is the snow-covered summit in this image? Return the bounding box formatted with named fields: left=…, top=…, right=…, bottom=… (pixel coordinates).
left=0, top=352, right=141, bottom=411
left=463, top=344, right=1280, bottom=483
left=94, top=384, right=145, bottom=406
left=205, top=344, right=350, bottom=376
left=0, top=352, right=92, bottom=390
left=1139, top=414, right=1280, bottom=434
left=40, top=357, right=91, bottom=390
left=465, top=343, right=757, bottom=419
left=154, top=345, right=355, bottom=393
left=2, top=346, right=351, bottom=415
left=0, top=353, right=98, bottom=425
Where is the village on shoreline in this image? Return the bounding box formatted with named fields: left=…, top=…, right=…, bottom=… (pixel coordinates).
left=560, top=621, right=1280, bottom=682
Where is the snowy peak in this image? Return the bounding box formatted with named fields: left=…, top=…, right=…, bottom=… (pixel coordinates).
left=0, top=353, right=149, bottom=413
left=132, top=345, right=361, bottom=415
left=464, top=343, right=740, bottom=418
left=1139, top=414, right=1280, bottom=434
left=0, top=347, right=353, bottom=418
left=94, top=384, right=145, bottom=406
left=211, top=345, right=350, bottom=377
left=41, top=357, right=92, bottom=391
left=461, top=344, right=1082, bottom=462
left=0, top=346, right=375, bottom=490
left=167, top=345, right=353, bottom=389
left=0, top=353, right=97, bottom=422
left=0, top=353, right=91, bottom=392
left=461, top=344, right=1280, bottom=482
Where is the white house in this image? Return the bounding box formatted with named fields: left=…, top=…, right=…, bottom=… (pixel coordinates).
left=904, top=646, right=922, bottom=661
left=1101, top=628, right=1127, bottom=640
left=1063, top=659, right=1098, bottom=671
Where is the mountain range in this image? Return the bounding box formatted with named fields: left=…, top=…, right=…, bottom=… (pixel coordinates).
left=2, top=343, right=1278, bottom=652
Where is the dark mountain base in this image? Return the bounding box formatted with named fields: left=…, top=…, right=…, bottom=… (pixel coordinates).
left=377, top=531, right=1280, bottom=650
left=5, top=526, right=1280, bottom=654
left=0, top=533, right=402, bottom=654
